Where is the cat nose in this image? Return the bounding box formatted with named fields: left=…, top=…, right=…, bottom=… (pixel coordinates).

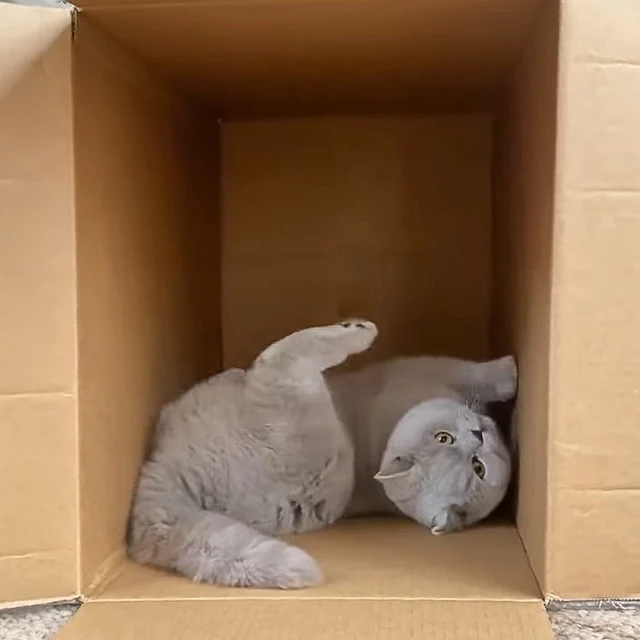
left=471, top=429, right=484, bottom=444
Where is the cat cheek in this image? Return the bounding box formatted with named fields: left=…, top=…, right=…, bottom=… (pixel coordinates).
left=481, top=456, right=511, bottom=486
left=484, top=473, right=508, bottom=488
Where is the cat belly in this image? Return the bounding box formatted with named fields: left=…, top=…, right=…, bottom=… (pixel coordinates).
left=226, top=454, right=355, bottom=536
left=219, top=483, right=350, bottom=536
left=273, top=491, right=343, bottom=534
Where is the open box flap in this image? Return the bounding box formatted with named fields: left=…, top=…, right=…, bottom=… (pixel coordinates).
left=64, top=520, right=551, bottom=638
left=60, top=521, right=553, bottom=638
left=74, top=0, right=543, bottom=114
left=55, top=600, right=554, bottom=640
left=0, top=2, right=78, bottom=604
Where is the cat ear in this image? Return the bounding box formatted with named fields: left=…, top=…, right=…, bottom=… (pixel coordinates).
left=374, top=456, right=415, bottom=481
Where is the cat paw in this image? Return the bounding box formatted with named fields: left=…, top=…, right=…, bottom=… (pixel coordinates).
left=323, top=318, right=378, bottom=356
left=255, top=319, right=378, bottom=373
left=247, top=540, right=323, bottom=589
left=492, top=355, right=518, bottom=401
left=271, top=545, right=324, bottom=589
left=191, top=539, right=323, bottom=589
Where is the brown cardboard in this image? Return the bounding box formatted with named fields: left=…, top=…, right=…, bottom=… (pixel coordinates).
left=547, top=0, right=640, bottom=598
left=73, top=18, right=221, bottom=591
left=1, top=0, right=640, bottom=636
left=0, top=4, right=78, bottom=603
left=93, top=520, right=540, bottom=601
left=221, top=116, right=492, bottom=368
left=76, top=0, right=541, bottom=115
left=492, top=0, right=560, bottom=595
left=56, top=600, right=554, bottom=640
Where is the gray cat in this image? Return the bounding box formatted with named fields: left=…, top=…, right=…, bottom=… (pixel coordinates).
left=129, top=320, right=378, bottom=590
left=128, top=320, right=515, bottom=589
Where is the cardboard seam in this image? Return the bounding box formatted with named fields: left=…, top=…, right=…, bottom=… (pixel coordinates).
left=73, top=13, right=193, bottom=119
left=512, top=529, right=545, bottom=601
left=91, top=595, right=543, bottom=603
left=82, top=0, right=458, bottom=13
left=544, top=0, right=569, bottom=596
left=0, top=596, right=82, bottom=613
left=571, top=58, right=640, bottom=68
left=0, top=550, right=74, bottom=562
left=554, top=487, right=640, bottom=493
left=565, top=188, right=640, bottom=195
left=68, top=2, right=79, bottom=38
left=64, top=5, right=82, bottom=597
left=82, top=546, right=128, bottom=598
left=0, top=391, right=74, bottom=399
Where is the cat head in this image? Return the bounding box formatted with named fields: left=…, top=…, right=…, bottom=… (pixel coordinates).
left=374, top=398, right=511, bottom=535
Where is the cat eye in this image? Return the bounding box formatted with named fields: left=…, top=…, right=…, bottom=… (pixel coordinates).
left=472, top=456, right=486, bottom=479
left=435, top=431, right=454, bottom=445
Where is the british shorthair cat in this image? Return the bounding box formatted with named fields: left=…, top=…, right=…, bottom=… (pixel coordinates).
left=128, top=320, right=516, bottom=589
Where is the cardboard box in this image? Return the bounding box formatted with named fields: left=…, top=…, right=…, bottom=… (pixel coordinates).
left=1, top=0, right=639, bottom=637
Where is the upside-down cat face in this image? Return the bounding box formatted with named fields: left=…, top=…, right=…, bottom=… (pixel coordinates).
left=375, top=398, right=511, bottom=534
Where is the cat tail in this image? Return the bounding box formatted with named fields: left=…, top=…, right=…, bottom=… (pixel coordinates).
left=127, top=461, right=323, bottom=589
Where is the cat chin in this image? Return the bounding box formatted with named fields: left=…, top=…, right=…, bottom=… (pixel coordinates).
left=396, top=500, right=470, bottom=535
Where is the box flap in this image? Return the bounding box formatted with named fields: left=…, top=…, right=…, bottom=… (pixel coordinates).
left=55, top=600, right=554, bottom=640
left=0, top=3, right=71, bottom=99
left=94, top=519, right=540, bottom=602
left=544, top=0, right=640, bottom=599
left=0, top=2, right=78, bottom=603
left=75, top=0, right=542, bottom=114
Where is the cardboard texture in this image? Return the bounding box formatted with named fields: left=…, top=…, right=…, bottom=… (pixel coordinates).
left=92, top=520, right=540, bottom=601
left=1, top=0, right=639, bottom=637
left=547, top=0, right=640, bottom=598
left=55, top=600, right=554, bottom=640
left=492, top=0, right=559, bottom=595
left=221, top=116, right=492, bottom=368
left=75, top=0, right=541, bottom=115
left=0, top=4, right=78, bottom=603
left=73, top=18, right=221, bottom=591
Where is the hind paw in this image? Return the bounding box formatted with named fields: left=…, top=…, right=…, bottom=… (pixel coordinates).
left=249, top=540, right=324, bottom=589
left=273, top=545, right=324, bottom=589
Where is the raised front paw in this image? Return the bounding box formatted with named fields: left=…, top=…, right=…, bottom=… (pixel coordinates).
left=492, top=355, right=518, bottom=401
left=327, top=318, right=379, bottom=356
left=254, top=318, right=378, bottom=374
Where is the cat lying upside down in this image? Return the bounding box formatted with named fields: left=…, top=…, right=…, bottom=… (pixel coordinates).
left=128, top=320, right=516, bottom=589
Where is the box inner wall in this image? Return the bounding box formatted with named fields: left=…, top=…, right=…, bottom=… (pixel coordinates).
left=69, top=2, right=554, bottom=598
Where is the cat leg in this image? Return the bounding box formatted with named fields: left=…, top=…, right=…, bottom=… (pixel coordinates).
left=249, top=319, right=378, bottom=385
left=129, top=462, right=322, bottom=589
left=461, top=355, right=518, bottom=404
left=401, top=355, right=517, bottom=404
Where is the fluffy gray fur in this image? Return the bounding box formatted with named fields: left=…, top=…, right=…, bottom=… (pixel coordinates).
left=128, top=319, right=378, bottom=590
left=327, top=354, right=516, bottom=534
left=129, top=319, right=516, bottom=589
